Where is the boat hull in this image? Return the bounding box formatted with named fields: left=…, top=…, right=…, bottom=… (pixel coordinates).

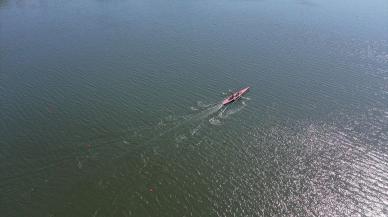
left=222, top=87, right=250, bottom=105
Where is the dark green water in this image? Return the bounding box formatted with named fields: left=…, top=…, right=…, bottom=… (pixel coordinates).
left=1, top=0, right=388, bottom=216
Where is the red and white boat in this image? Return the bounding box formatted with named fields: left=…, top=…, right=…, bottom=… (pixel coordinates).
left=222, top=87, right=250, bottom=106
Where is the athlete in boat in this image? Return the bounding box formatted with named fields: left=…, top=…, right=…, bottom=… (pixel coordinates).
left=222, top=87, right=250, bottom=106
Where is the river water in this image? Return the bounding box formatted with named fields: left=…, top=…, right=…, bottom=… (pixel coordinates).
left=1, top=0, right=388, bottom=216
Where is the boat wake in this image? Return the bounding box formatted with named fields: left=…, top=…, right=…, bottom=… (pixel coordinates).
left=178, top=96, right=250, bottom=128
left=112, top=95, right=249, bottom=160
left=136, top=103, right=223, bottom=144
left=218, top=101, right=247, bottom=119
left=208, top=99, right=249, bottom=125
left=191, top=103, right=223, bottom=122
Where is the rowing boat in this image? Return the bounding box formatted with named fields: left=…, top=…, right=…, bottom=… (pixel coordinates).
left=222, top=87, right=250, bottom=106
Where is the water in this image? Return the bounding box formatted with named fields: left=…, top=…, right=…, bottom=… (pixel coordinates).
left=1, top=0, right=388, bottom=216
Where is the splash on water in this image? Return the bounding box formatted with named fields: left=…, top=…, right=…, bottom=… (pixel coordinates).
left=190, top=106, right=199, bottom=111
left=207, top=99, right=250, bottom=125
left=218, top=101, right=248, bottom=119
left=191, top=125, right=201, bottom=136
left=115, top=95, right=249, bottom=158
left=197, top=101, right=212, bottom=108
left=209, top=117, right=222, bottom=126
left=193, top=104, right=223, bottom=120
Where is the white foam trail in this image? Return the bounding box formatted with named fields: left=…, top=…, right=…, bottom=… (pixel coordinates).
left=219, top=105, right=245, bottom=119
left=115, top=99, right=248, bottom=159
left=197, top=101, right=212, bottom=108
left=192, top=103, right=223, bottom=121
left=149, top=103, right=223, bottom=141
left=209, top=117, right=222, bottom=126
left=191, top=124, right=201, bottom=136
left=190, top=106, right=198, bottom=111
